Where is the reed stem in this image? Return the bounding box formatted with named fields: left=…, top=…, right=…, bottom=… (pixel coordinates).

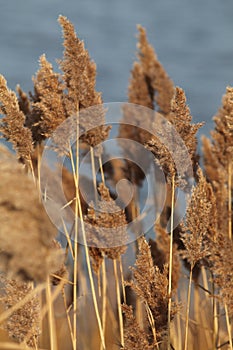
left=113, top=259, right=124, bottom=348
left=167, top=174, right=175, bottom=350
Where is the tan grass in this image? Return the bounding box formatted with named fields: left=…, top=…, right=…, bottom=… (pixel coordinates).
left=0, top=16, right=232, bottom=350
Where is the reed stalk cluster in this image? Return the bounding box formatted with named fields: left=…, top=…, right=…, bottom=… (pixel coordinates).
left=0, top=16, right=232, bottom=350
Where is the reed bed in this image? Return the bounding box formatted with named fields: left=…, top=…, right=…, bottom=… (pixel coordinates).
left=0, top=16, right=232, bottom=350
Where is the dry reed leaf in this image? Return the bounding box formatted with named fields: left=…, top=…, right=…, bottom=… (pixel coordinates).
left=0, top=75, right=33, bottom=164
left=0, top=145, right=62, bottom=282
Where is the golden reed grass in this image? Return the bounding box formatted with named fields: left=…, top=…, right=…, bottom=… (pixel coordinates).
left=0, top=16, right=232, bottom=350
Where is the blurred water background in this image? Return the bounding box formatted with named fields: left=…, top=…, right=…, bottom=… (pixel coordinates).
left=0, top=0, right=233, bottom=138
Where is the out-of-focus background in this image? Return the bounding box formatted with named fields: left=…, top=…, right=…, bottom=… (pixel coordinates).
left=0, top=0, right=233, bottom=136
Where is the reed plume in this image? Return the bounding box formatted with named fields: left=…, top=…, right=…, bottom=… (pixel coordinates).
left=0, top=276, right=40, bottom=347
left=128, top=237, right=177, bottom=344
left=85, top=183, right=128, bottom=272
left=0, top=75, right=33, bottom=164
left=203, top=86, right=233, bottom=238
left=0, top=145, right=62, bottom=282
left=136, top=25, right=174, bottom=116
left=122, top=304, right=152, bottom=350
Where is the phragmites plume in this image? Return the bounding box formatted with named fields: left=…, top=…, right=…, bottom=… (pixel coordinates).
left=28, top=54, right=67, bottom=143
left=202, top=86, right=233, bottom=238
left=58, top=15, right=110, bottom=153
left=181, top=168, right=215, bottom=268
left=0, top=276, right=40, bottom=347
left=16, top=85, right=31, bottom=116
left=85, top=183, right=128, bottom=272
left=169, top=87, right=204, bottom=169
left=136, top=25, right=174, bottom=115
left=128, top=62, right=154, bottom=109
left=150, top=223, right=180, bottom=290
left=128, top=237, right=177, bottom=342
left=58, top=15, right=102, bottom=111
left=0, top=145, right=63, bottom=282
left=211, top=86, right=233, bottom=167
left=122, top=304, right=152, bottom=350
left=0, top=75, right=33, bottom=164
left=208, top=233, right=233, bottom=316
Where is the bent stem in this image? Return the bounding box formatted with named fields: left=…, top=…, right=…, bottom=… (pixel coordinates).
left=167, top=175, right=175, bottom=350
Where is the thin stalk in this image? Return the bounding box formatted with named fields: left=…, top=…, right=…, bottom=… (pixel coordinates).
left=212, top=276, right=219, bottom=349
left=167, top=175, right=175, bottom=350
left=194, top=284, right=200, bottom=350
left=37, top=144, right=42, bottom=200
left=113, top=259, right=124, bottom=348
left=46, top=276, right=57, bottom=350
left=145, top=302, right=158, bottom=350
left=184, top=266, right=193, bottom=350
left=41, top=278, right=66, bottom=320
left=90, top=146, right=98, bottom=204
left=175, top=292, right=182, bottom=350
left=100, top=258, right=107, bottom=350
left=97, top=270, right=102, bottom=297
left=119, top=257, right=126, bottom=304
left=77, top=190, right=106, bottom=349
left=98, top=155, right=105, bottom=184
left=61, top=287, right=74, bottom=346
left=28, top=158, right=36, bottom=184
left=225, top=304, right=233, bottom=350
left=74, top=127, right=79, bottom=350
left=61, top=218, right=75, bottom=260
left=68, top=119, right=80, bottom=350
